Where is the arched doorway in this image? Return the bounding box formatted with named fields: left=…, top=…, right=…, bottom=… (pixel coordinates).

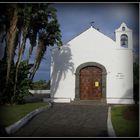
left=75, top=62, right=107, bottom=101
left=80, top=66, right=102, bottom=100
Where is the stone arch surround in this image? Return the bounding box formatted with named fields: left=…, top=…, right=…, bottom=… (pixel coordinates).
left=75, top=62, right=107, bottom=102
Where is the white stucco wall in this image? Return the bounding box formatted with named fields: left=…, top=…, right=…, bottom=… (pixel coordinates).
left=50, top=25, right=134, bottom=104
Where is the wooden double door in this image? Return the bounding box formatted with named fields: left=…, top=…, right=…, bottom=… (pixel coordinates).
left=80, top=66, right=102, bottom=100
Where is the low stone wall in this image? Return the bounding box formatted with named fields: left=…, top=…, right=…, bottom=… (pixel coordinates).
left=24, top=90, right=51, bottom=103
left=29, top=90, right=50, bottom=94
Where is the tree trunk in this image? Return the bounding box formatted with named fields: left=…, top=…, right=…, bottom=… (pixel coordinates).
left=13, top=30, right=27, bottom=100
left=13, top=5, right=31, bottom=102
left=29, top=39, right=46, bottom=80
left=6, top=6, right=18, bottom=86
left=27, top=45, right=34, bottom=64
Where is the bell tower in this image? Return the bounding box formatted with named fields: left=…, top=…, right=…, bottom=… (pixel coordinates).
left=115, top=22, right=133, bottom=49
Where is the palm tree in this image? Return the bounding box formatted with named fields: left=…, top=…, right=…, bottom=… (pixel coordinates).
left=28, top=4, right=62, bottom=80
left=0, top=3, right=62, bottom=104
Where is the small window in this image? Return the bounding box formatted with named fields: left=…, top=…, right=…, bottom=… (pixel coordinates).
left=122, top=27, right=125, bottom=31
left=121, top=34, right=128, bottom=48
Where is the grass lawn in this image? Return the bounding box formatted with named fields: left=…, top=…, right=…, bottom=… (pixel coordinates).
left=0, top=102, right=48, bottom=127
left=111, top=104, right=139, bottom=137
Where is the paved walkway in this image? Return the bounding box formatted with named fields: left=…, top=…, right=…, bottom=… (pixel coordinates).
left=11, top=102, right=109, bottom=137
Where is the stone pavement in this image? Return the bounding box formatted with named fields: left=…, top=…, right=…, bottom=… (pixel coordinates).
left=10, top=102, right=109, bottom=137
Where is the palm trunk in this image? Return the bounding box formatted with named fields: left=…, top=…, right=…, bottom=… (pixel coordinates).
left=6, top=6, right=18, bottom=86
left=13, top=30, right=27, bottom=100
left=27, top=45, right=34, bottom=64
left=13, top=5, right=32, bottom=102
left=29, top=39, right=46, bottom=80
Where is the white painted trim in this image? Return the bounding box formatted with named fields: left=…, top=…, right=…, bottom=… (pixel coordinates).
left=43, top=97, right=71, bottom=103
left=107, top=106, right=116, bottom=137
left=107, top=98, right=134, bottom=104
left=52, top=98, right=71, bottom=103
left=29, top=90, right=50, bottom=94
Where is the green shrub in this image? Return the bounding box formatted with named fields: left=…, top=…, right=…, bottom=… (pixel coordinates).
left=0, top=60, right=33, bottom=104
left=30, top=80, right=50, bottom=90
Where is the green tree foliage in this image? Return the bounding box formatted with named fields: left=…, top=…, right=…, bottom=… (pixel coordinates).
left=0, top=3, right=62, bottom=104
left=0, top=60, right=33, bottom=104
left=14, top=61, right=33, bottom=104
left=31, top=80, right=50, bottom=90
left=28, top=4, right=62, bottom=80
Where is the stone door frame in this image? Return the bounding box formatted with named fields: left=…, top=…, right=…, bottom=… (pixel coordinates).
left=75, top=62, right=107, bottom=101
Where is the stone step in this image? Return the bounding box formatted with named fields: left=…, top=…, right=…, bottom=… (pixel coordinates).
left=43, top=98, right=71, bottom=103
left=70, top=100, right=107, bottom=106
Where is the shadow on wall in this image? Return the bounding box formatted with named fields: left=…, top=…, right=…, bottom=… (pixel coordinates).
left=51, top=44, right=74, bottom=97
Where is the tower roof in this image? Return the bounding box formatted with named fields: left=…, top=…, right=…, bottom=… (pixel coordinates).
left=115, top=22, right=132, bottom=32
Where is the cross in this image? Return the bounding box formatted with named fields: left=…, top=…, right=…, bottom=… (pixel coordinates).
left=90, top=21, right=95, bottom=27
left=90, top=21, right=100, bottom=31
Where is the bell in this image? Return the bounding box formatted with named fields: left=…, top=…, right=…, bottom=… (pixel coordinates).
left=122, top=41, right=126, bottom=45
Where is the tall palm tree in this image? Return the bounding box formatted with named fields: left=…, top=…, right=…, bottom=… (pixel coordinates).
left=29, top=4, right=62, bottom=80
left=0, top=3, right=62, bottom=104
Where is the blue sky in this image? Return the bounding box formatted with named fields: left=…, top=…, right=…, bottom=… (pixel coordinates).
left=33, top=3, right=139, bottom=81
left=0, top=3, right=139, bottom=81
left=54, top=3, right=139, bottom=46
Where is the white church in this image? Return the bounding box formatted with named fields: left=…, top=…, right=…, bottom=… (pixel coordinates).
left=50, top=22, right=134, bottom=104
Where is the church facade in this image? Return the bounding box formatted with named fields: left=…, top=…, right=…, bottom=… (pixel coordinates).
left=50, top=22, right=134, bottom=104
